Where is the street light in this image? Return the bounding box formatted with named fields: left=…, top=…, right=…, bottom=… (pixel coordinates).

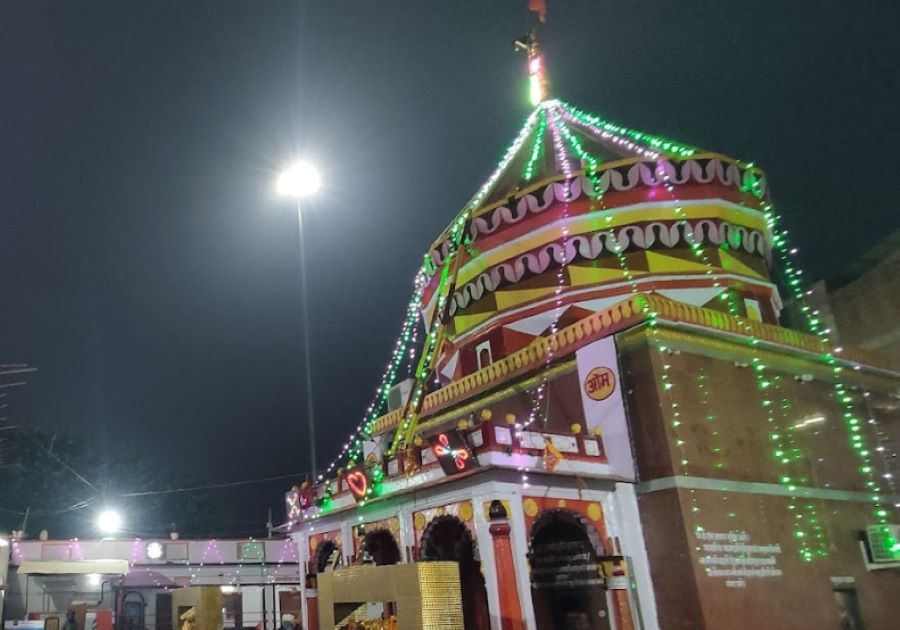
left=276, top=162, right=321, bottom=198
left=277, top=161, right=321, bottom=475
left=96, top=509, right=122, bottom=535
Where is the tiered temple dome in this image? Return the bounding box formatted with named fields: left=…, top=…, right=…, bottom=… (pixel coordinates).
left=423, top=99, right=776, bottom=384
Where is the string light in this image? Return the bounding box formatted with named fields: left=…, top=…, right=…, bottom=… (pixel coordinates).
left=318, top=269, right=427, bottom=481
left=522, top=109, right=548, bottom=182
left=305, top=95, right=895, bottom=547
left=509, top=101, right=580, bottom=488
left=559, top=100, right=697, bottom=158
left=762, top=200, right=889, bottom=525
left=659, top=158, right=829, bottom=558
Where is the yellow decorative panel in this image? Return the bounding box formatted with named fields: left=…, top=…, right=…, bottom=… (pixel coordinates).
left=718, top=250, right=764, bottom=279
left=457, top=202, right=767, bottom=283
left=453, top=311, right=495, bottom=335
left=567, top=265, right=638, bottom=287
left=645, top=250, right=713, bottom=274
left=317, top=563, right=462, bottom=630
left=494, top=286, right=560, bottom=310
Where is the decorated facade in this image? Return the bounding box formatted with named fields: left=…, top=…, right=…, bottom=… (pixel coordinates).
left=285, top=23, right=900, bottom=630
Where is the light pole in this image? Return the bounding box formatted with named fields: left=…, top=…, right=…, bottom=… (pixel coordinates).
left=96, top=508, right=122, bottom=536
left=276, top=162, right=322, bottom=474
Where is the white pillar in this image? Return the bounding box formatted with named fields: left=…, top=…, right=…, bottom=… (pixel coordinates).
left=340, top=520, right=354, bottom=565
left=470, top=492, right=502, bottom=630
left=293, top=531, right=310, bottom=630
left=611, top=482, right=660, bottom=630
left=396, top=507, right=415, bottom=562
left=506, top=491, right=537, bottom=630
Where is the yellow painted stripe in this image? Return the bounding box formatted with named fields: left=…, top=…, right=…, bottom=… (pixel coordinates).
left=453, top=311, right=496, bottom=335
left=645, top=251, right=715, bottom=274
left=567, top=265, right=642, bottom=287
left=719, top=250, right=764, bottom=279
left=494, top=286, right=560, bottom=311
left=457, top=202, right=765, bottom=285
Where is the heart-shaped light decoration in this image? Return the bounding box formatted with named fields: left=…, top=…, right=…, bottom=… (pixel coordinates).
left=346, top=470, right=368, bottom=498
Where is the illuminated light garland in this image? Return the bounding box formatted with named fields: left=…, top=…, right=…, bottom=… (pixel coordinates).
left=390, top=212, right=470, bottom=459
left=377, top=107, right=551, bottom=463
left=559, top=100, right=697, bottom=158
left=659, top=160, right=827, bottom=558
left=307, top=91, right=894, bottom=546
left=467, top=108, right=543, bottom=214
left=857, top=384, right=899, bottom=504
left=424, top=101, right=708, bottom=277
left=593, top=188, right=710, bottom=528
left=545, top=102, right=574, bottom=182
left=549, top=102, right=601, bottom=197
left=762, top=201, right=888, bottom=524
left=558, top=106, right=659, bottom=161
left=522, top=109, right=548, bottom=182
left=318, top=269, right=427, bottom=482
left=695, top=367, right=736, bottom=525
left=507, top=101, right=583, bottom=489
left=772, top=373, right=828, bottom=555
left=423, top=107, right=543, bottom=279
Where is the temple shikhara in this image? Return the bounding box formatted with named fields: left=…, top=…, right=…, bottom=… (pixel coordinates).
left=283, top=10, right=900, bottom=630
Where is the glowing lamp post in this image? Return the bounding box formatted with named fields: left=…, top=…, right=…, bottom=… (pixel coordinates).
left=276, top=162, right=321, bottom=198
left=96, top=509, right=122, bottom=536
left=277, top=161, right=321, bottom=474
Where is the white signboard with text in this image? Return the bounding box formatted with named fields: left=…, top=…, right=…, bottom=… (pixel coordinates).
left=575, top=336, right=635, bottom=480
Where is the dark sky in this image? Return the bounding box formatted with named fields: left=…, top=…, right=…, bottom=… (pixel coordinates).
left=2, top=1, right=898, bottom=528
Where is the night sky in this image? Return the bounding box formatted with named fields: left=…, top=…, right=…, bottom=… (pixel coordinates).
left=2, top=1, right=898, bottom=531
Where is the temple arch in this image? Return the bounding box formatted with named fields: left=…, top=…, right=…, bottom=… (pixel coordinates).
left=528, top=508, right=611, bottom=630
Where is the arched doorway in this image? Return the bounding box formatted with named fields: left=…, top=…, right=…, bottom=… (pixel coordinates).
left=122, top=591, right=145, bottom=630
left=529, top=509, right=611, bottom=630
left=314, top=539, right=341, bottom=573
left=420, top=515, right=490, bottom=630
left=363, top=529, right=401, bottom=565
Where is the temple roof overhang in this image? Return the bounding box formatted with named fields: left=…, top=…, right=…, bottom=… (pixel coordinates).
left=371, top=293, right=896, bottom=438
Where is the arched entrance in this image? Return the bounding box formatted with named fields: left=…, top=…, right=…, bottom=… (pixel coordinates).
left=420, top=515, right=491, bottom=630
left=363, top=529, right=401, bottom=565
left=529, top=509, right=611, bottom=630
left=122, top=591, right=146, bottom=630
left=314, top=539, right=341, bottom=573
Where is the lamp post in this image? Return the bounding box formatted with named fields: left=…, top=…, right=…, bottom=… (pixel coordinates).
left=96, top=509, right=122, bottom=536
left=277, top=162, right=322, bottom=474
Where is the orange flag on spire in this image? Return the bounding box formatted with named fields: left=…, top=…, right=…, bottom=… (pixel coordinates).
left=529, top=0, right=547, bottom=22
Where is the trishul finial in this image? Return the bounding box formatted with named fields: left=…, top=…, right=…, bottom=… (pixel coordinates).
left=516, top=26, right=547, bottom=107
left=514, top=1, right=548, bottom=105
left=515, top=29, right=548, bottom=106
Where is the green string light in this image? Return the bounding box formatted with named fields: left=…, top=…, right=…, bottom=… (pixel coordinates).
left=551, top=103, right=601, bottom=196
left=762, top=201, right=888, bottom=525
left=560, top=100, right=699, bottom=158
left=664, top=167, right=828, bottom=558
left=523, top=109, right=547, bottom=182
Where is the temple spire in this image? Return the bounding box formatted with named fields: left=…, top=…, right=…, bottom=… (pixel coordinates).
left=515, top=28, right=548, bottom=106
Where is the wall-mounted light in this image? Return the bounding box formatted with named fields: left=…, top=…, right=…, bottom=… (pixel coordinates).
left=146, top=541, right=164, bottom=560
left=793, top=414, right=825, bottom=430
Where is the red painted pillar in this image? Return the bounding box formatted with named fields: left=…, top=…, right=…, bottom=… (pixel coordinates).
left=608, top=561, right=635, bottom=630
left=305, top=570, right=319, bottom=630
left=305, top=592, right=319, bottom=630
left=487, top=500, right=526, bottom=630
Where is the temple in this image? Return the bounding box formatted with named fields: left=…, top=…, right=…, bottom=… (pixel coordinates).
left=283, top=50, right=900, bottom=630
